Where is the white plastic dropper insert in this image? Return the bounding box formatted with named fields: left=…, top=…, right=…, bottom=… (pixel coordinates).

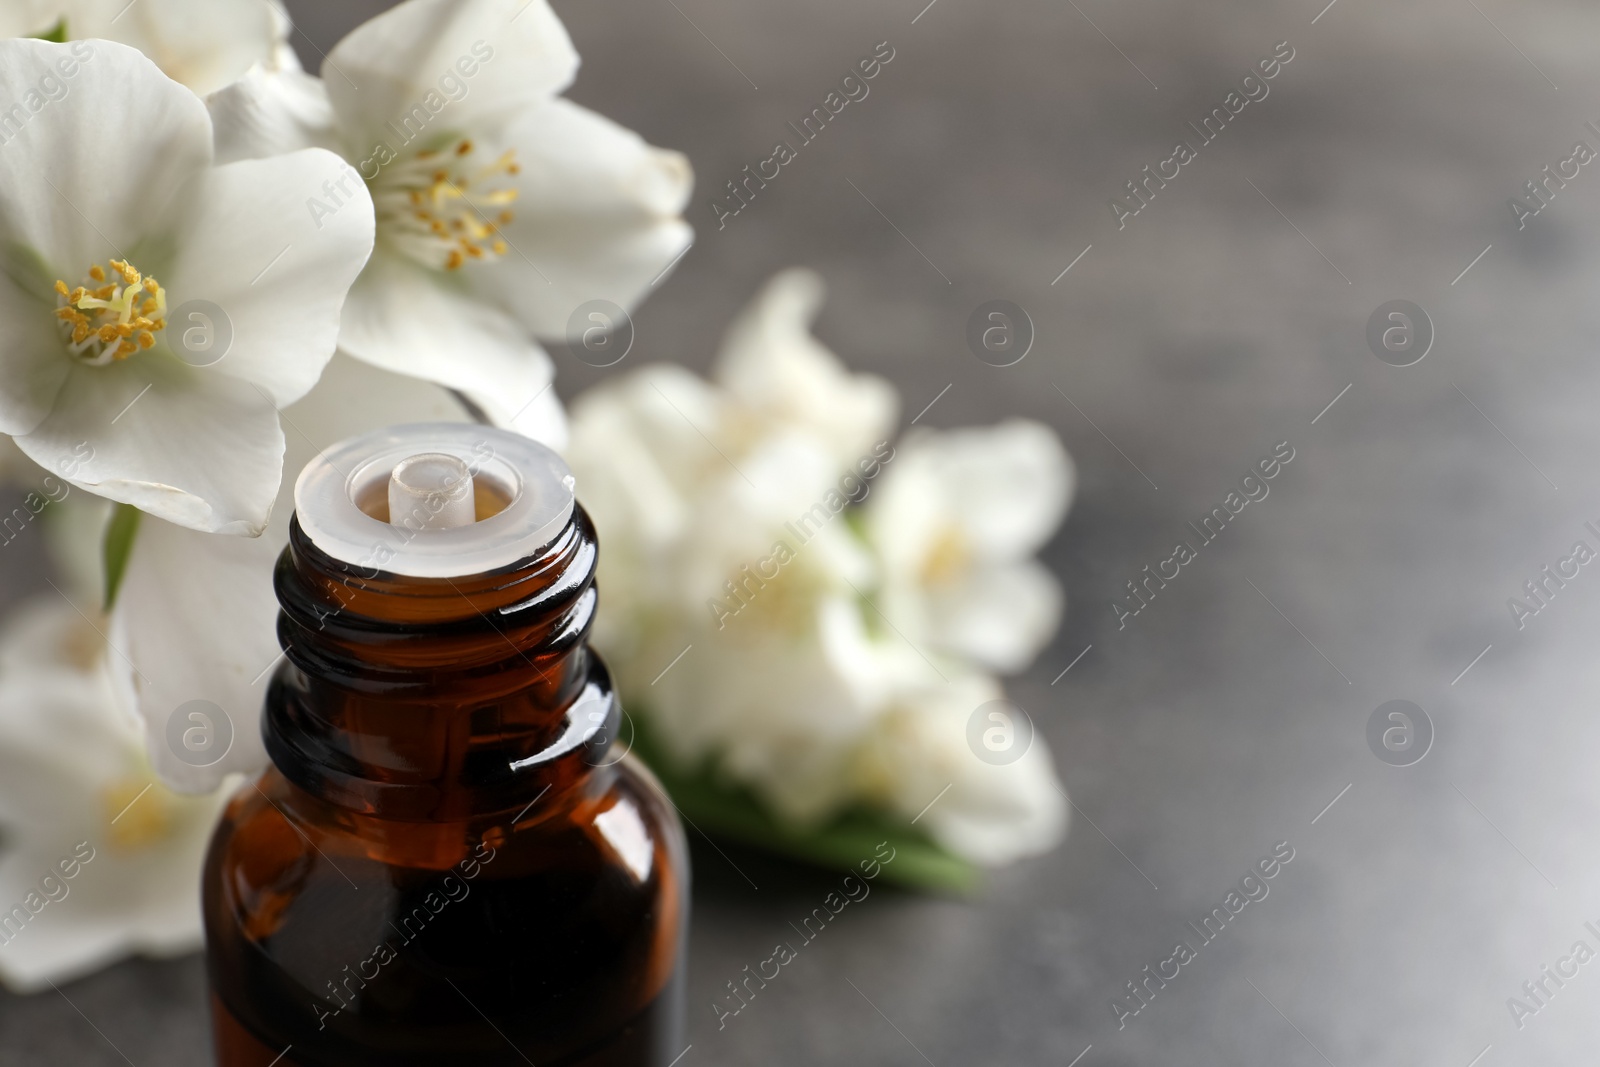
left=389, top=452, right=477, bottom=531
left=294, top=423, right=576, bottom=578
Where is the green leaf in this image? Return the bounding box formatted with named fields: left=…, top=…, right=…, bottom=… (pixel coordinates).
left=628, top=712, right=979, bottom=894
left=102, top=504, right=141, bottom=611
left=33, top=18, right=68, bottom=42
left=842, top=506, right=869, bottom=541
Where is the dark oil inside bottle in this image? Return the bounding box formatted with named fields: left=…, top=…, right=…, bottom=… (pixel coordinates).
left=203, top=498, right=688, bottom=1066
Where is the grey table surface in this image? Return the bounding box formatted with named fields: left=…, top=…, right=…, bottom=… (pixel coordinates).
left=7, top=0, right=1600, bottom=1063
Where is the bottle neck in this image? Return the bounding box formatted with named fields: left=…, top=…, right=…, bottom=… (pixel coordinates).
left=263, top=505, right=616, bottom=822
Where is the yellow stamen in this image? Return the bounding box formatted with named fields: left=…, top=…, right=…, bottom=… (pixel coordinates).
left=102, top=777, right=172, bottom=853
left=920, top=527, right=971, bottom=585
left=372, top=138, right=519, bottom=272
left=52, top=259, right=168, bottom=366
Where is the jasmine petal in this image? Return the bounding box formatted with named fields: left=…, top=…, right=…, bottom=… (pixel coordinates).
left=0, top=39, right=374, bottom=534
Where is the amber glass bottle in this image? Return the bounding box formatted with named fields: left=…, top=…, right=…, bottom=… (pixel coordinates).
left=203, top=425, right=688, bottom=1067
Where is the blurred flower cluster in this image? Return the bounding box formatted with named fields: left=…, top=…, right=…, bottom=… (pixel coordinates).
left=0, top=0, right=1074, bottom=991
left=0, top=598, right=228, bottom=991
left=568, top=270, right=1074, bottom=880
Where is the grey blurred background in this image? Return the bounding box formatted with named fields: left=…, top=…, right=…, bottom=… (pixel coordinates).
left=7, top=0, right=1600, bottom=1063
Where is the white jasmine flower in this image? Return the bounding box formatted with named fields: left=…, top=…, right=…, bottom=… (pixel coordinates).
left=105, top=355, right=537, bottom=793
left=571, top=373, right=888, bottom=820
left=568, top=366, right=874, bottom=652
left=0, top=596, right=230, bottom=991
left=569, top=269, right=1071, bottom=867
left=5, top=0, right=294, bottom=95
left=866, top=420, right=1075, bottom=673
left=0, top=39, right=375, bottom=534
left=854, top=668, right=1068, bottom=866
left=207, top=0, right=693, bottom=438
left=568, top=270, right=895, bottom=673
left=648, top=595, right=895, bottom=825
left=567, top=275, right=894, bottom=823
left=711, top=269, right=897, bottom=467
